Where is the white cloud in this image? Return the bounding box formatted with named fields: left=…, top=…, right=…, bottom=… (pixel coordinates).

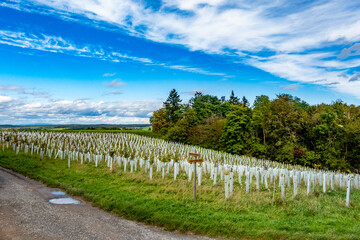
left=26, top=90, right=50, bottom=98
left=0, top=84, right=51, bottom=98
left=3, top=0, right=360, bottom=97
left=246, top=53, right=360, bottom=97
left=104, top=90, right=123, bottom=95
left=282, top=84, right=300, bottom=91
left=164, top=64, right=225, bottom=76
left=349, top=73, right=360, bottom=82
left=12, top=0, right=359, bottom=53
left=0, top=95, right=13, bottom=103
left=106, top=79, right=126, bottom=88
left=339, top=43, right=360, bottom=59
left=103, top=72, right=116, bottom=77
left=0, top=85, right=25, bottom=94
left=0, top=96, right=162, bottom=124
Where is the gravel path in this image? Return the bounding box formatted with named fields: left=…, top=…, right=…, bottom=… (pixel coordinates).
left=0, top=166, right=213, bottom=240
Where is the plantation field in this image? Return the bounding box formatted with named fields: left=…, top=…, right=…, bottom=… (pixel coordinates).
left=0, top=148, right=359, bottom=239
left=48, top=128, right=160, bottom=138
left=75, top=129, right=159, bottom=137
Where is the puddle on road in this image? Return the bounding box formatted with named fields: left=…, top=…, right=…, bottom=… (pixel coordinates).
left=49, top=197, right=82, bottom=205
left=51, top=191, right=66, bottom=196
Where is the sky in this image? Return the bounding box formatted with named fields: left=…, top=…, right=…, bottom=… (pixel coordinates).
left=0, top=0, right=360, bottom=124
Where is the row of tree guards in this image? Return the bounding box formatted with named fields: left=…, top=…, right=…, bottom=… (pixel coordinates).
left=1, top=131, right=359, bottom=207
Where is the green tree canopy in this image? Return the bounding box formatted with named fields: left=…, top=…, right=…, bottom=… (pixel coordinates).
left=221, top=105, right=252, bottom=155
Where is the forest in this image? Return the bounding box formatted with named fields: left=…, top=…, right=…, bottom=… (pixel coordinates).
left=151, top=89, right=360, bottom=172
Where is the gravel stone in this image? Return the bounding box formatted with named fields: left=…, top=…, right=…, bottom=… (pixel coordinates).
left=0, top=166, right=214, bottom=240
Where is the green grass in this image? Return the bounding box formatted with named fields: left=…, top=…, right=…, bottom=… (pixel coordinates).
left=0, top=149, right=359, bottom=239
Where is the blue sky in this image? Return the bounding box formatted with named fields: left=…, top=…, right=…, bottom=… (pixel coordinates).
left=0, top=0, right=360, bottom=124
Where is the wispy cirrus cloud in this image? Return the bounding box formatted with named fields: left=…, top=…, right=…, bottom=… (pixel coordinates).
left=164, top=64, right=225, bottom=76
left=0, top=29, right=90, bottom=54
left=0, top=29, right=226, bottom=76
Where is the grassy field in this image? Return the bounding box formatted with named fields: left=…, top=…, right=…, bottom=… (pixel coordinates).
left=0, top=149, right=359, bottom=239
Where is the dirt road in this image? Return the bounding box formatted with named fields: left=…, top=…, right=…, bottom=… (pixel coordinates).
left=0, top=166, right=212, bottom=240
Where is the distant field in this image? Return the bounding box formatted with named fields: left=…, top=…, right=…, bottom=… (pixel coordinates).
left=0, top=124, right=152, bottom=131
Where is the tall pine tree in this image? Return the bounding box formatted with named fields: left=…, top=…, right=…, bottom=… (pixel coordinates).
left=164, top=89, right=182, bottom=124
left=229, top=90, right=240, bottom=105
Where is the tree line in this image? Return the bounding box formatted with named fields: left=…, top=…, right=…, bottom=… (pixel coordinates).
left=150, top=89, right=360, bottom=172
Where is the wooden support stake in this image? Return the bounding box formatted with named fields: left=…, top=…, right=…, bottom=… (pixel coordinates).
left=188, top=152, right=203, bottom=200
left=193, top=162, right=197, bottom=200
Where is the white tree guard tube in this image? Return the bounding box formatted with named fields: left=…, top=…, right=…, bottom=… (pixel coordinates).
left=213, top=167, right=217, bottom=185
left=198, top=166, right=202, bottom=186
left=293, top=173, right=298, bottom=197
left=307, top=173, right=311, bottom=196
left=150, top=164, right=153, bottom=180
left=246, top=170, right=250, bottom=194
left=346, top=179, right=351, bottom=207
left=229, top=171, right=233, bottom=194
left=224, top=174, right=229, bottom=200
left=280, top=174, right=285, bottom=200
